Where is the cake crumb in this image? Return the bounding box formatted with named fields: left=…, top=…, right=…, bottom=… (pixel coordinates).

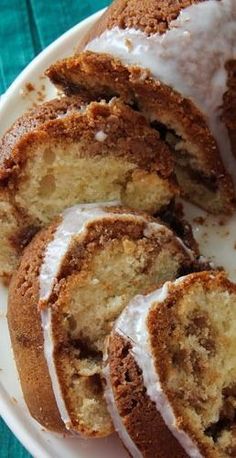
left=36, top=85, right=46, bottom=103
left=194, top=216, right=206, bottom=225
left=218, top=218, right=227, bottom=226
left=20, top=82, right=35, bottom=97
left=19, top=81, right=47, bottom=105
left=125, top=38, right=133, bottom=51
left=11, top=397, right=18, bottom=404
left=25, top=82, right=35, bottom=92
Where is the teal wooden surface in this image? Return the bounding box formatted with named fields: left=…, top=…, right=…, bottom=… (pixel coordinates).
left=0, top=1, right=110, bottom=456
left=0, top=0, right=110, bottom=93
left=0, top=421, right=31, bottom=458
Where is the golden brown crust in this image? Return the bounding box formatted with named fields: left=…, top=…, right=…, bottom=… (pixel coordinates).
left=46, top=51, right=235, bottom=214
left=14, top=100, right=173, bottom=176
left=0, top=96, right=90, bottom=180
left=108, top=333, right=187, bottom=457
left=1, top=96, right=175, bottom=183
left=7, top=218, right=65, bottom=433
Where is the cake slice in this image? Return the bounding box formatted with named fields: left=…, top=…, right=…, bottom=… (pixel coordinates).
left=8, top=203, right=200, bottom=437
left=46, top=0, right=236, bottom=215
left=0, top=96, right=177, bottom=279
left=106, top=271, right=236, bottom=457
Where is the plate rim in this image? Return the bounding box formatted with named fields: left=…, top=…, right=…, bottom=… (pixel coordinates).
left=0, top=8, right=104, bottom=457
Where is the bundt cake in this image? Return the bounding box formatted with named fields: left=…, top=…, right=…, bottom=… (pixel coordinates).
left=0, top=95, right=177, bottom=279
left=8, top=203, right=200, bottom=438
left=46, top=0, right=236, bottom=215
left=106, top=271, right=236, bottom=457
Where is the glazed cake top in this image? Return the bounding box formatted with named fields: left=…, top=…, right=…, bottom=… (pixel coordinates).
left=85, top=0, right=236, bottom=185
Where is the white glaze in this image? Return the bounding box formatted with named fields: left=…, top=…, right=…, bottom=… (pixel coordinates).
left=86, top=0, right=236, bottom=186
left=95, top=130, right=108, bottom=141
left=108, top=280, right=203, bottom=458
left=41, top=308, right=71, bottom=429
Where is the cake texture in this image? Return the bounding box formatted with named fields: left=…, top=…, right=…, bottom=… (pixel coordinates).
left=106, top=271, right=236, bottom=457
left=0, top=95, right=177, bottom=279
left=46, top=0, right=236, bottom=215
left=8, top=203, right=201, bottom=438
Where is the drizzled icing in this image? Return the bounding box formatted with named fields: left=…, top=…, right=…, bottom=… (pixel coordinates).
left=105, top=279, right=203, bottom=458
left=86, top=0, right=236, bottom=186
left=39, top=204, right=194, bottom=430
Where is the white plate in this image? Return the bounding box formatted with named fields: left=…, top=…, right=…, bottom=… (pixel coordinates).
left=1, top=7, right=236, bottom=458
